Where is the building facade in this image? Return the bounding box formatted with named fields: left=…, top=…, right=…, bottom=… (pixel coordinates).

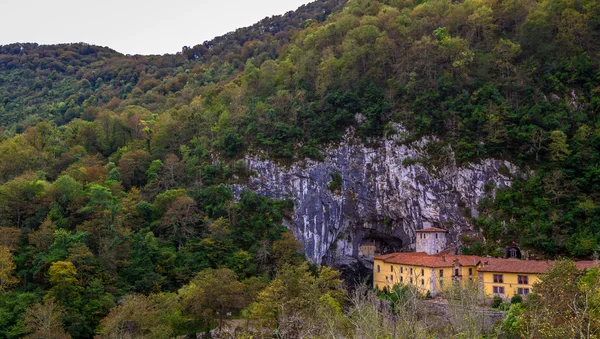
left=373, top=252, right=481, bottom=296
left=478, top=258, right=600, bottom=299
left=374, top=251, right=599, bottom=299
left=415, top=227, right=447, bottom=255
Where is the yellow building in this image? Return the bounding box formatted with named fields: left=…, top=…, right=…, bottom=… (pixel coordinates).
left=374, top=252, right=599, bottom=300
left=477, top=258, right=544, bottom=299
left=478, top=258, right=600, bottom=299
left=373, top=252, right=481, bottom=297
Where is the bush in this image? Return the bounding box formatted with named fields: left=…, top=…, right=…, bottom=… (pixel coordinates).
left=327, top=172, right=343, bottom=193
left=510, top=294, right=523, bottom=304
left=491, top=296, right=503, bottom=308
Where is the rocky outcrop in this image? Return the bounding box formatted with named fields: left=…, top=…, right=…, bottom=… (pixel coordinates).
left=232, top=126, right=516, bottom=266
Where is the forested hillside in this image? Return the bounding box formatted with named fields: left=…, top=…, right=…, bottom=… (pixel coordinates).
left=1, top=0, right=600, bottom=337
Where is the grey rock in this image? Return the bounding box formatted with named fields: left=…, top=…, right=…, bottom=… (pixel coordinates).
left=232, top=127, right=516, bottom=266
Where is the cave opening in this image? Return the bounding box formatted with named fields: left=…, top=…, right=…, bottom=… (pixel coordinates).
left=359, top=230, right=403, bottom=258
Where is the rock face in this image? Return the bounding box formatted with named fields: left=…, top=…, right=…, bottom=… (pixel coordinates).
left=233, top=127, right=516, bottom=266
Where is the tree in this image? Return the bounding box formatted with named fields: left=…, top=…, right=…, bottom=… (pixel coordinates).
left=198, top=218, right=236, bottom=268
left=120, top=231, right=169, bottom=294
left=548, top=130, right=571, bottom=162
left=48, top=175, right=83, bottom=216
left=349, top=283, right=428, bottom=339
left=271, top=231, right=303, bottom=268
left=520, top=261, right=600, bottom=338
left=181, top=268, right=247, bottom=333
left=0, top=245, right=18, bottom=292
left=248, top=263, right=346, bottom=338
left=46, top=261, right=82, bottom=305
left=0, top=227, right=20, bottom=251
left=0, top=172, right=48, bottom=228
left=445, top=279, right=487, bottom=337
left=96, top=293, right=183, bottom=339
left=160, top=196, right=203, bottom=249
left=23, top=298, right=71, bottom=339
left=117, top=149, right=152, bottom=189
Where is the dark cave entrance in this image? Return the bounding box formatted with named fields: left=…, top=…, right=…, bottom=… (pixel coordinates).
left=359, top=230, right=404, bottom=257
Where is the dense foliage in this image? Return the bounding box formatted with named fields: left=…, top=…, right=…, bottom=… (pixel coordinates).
left=2, top=0, right=600, bottom=336
left=2, top=0, right=599, bottom=257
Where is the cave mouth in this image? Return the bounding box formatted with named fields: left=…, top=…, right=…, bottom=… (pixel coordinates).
left=359, top=231, right=403, bottom=258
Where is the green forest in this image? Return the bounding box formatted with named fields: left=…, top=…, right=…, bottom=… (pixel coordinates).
left=1, top=0, right=600, bottom=337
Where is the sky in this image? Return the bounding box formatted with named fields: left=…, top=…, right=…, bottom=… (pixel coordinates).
left=0, top=0, right=313, bottom=55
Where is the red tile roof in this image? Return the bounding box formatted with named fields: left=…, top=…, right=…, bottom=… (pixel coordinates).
left=416, top=227, right=448, bottom=233
left=376, top=252, right=599, bottom=273
left=448, top=254, right=484, bottom=267
left=477, top=258, right=552, bottom=274
left=575, top=260, right=600, bottom=270
left=375, top=252, right=481, bottom=268
left=478, top=259, right=600, bottom=274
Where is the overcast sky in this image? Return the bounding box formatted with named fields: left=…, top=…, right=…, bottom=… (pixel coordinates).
left=0, top=0, right=313, bottom=55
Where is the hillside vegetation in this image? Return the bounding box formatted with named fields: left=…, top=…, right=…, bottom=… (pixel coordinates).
left=0, top=0, right=600, bottom=336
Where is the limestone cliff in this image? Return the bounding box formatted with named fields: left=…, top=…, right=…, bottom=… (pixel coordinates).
left=232, top=126, right=516, bottom=267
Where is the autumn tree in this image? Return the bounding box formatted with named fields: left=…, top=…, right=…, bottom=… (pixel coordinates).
left=181, top=268, right=247, bottom=333
left=159, top=195, right=203, bottom=249
left=548, top=130, right=571, bottom=162
left=271, top=231, right=303, bottom=268
left=46, top=261, right=82, bottom=305
left=23, top=298, right=71, bottom=339
left=0, top=172, right=48, bottom=228
left=0, top=245, right=18, bottom=292
left=0, top=226, right=20, bottom=251
left=96, top=293, right=183, bottom=338
left=117, top=149, right=152, bottom=189
left=248, top=262, right=346, bottom=337
left=518, top=261, right=600, bottom=338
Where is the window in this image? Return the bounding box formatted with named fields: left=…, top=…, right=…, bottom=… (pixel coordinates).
left=493, top=286, right=505, bottom=295
left=518, top=288, right=530, bottom=295
left=421, top=269, right=424, bottom=276
left=493, top=274, right=504, bottom=283
left=400, top=276, right=403, bottom=283
left=455, top=268, right=459, bottom=276
left=410, top=268, right=413, bottom=275
left=440, top=280, right=444, bottom=289
left=436, top=234, right=438, bottom=239
left=439, top=269, right=444, bottom=277
left=469, top=268, right=473, bottom=276
left=400, top=267, right=403, bottom=274
left=377, top=265, right=380, bottom=273
left=421, top=279, right=424, bottom=286
left=390, top=275, right=394, bottom=282
left=518, top=275, right=529, bottom=285
left=391, top=266, right=394, bottom=272
left=410, top=278, right=413, bottom=284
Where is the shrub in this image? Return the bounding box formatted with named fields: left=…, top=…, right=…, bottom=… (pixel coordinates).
left=510, top=294, right=523, bottom=304
left=491, top=296, right=503, bottom=308
left=327, top=172, right=343, bottom=193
